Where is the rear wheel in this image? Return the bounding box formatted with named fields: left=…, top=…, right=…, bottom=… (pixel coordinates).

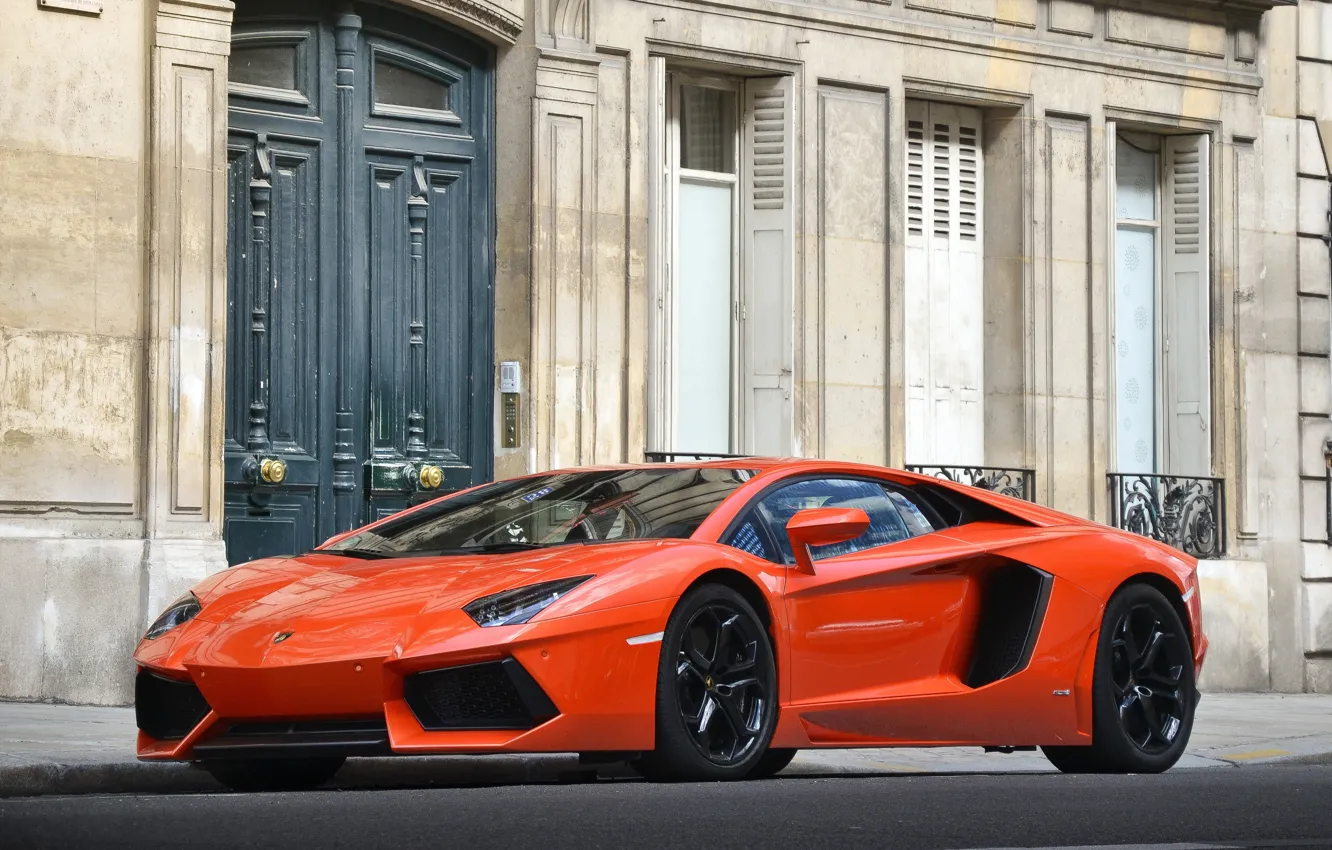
left=634, top=584, right=778, bottom=782
left=1043, top=583, right=1196, bottom=774
left=203, top=757, right=345, bottom=792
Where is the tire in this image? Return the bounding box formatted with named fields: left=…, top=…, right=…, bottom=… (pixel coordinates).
left=203, top=757, right=345, bottom=792
left=634, top=584, right=779, bottom=782
left=748, top=747, right=798, bottom=779
left=1043, top=582, right=1196, bottom=774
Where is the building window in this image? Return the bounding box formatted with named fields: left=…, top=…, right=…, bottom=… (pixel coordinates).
left=648, top=66, right=795, bottom=457
left=904, top=100, right=985, bottom=467
left=1111, top=129, right=1212, bottom=476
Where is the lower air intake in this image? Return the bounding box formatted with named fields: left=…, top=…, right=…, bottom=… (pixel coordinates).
left=135, top=670, right=211, bottom=740
left=404, top=659, right=559, bottom=731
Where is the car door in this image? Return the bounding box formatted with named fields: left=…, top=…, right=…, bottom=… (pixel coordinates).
left=731, top=476, right=982, bottom=712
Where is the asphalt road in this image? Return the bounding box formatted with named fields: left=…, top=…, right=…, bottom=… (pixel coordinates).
left=5, top=764, right=1332, bottom=850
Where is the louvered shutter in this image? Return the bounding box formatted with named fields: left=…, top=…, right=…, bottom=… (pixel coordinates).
left=741, top=77, right=794, bottom=456
left=1162, top=135, right=1212, bottom=476
left=904, top=101, right=984, bottom=465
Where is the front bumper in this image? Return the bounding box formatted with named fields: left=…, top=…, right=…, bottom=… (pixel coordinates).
left=134, top=597, right=673, bottom=761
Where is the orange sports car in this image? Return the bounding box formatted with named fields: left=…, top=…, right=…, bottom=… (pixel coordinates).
left=134, top=458, right=1206, bottom=791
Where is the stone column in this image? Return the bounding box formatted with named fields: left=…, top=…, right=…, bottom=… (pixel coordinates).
left=143, top=0, right=234, bottom=623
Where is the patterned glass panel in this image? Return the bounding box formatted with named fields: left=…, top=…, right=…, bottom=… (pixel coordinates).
left=1115, top=225, right=1157, bottom=473
left=1116, top=138, right=1157, bottom=222
left=230, top=45, right=297, bottom=90
left=679, top=86, right=735, bottom=174
left=376, top=60, right=450, bottom=112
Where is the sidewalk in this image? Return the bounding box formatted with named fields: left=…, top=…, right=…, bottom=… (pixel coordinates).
left=3, top=693, right=1331, bottom=797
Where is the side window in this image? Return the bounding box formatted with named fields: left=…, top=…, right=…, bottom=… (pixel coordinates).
left=753, top=478, right=910, bottom=564
left=884, top=488, right=945, bottom=537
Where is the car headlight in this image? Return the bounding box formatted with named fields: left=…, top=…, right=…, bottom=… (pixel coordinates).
left=463, top=576, right=593, bottom=628
left=144, top=592, right=202, bottom=640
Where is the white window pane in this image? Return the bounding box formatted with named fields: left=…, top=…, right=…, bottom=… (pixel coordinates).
left=1116, top=138, right=1158, bottom=222
left=680, top=86, right=735, bottom=174
left=1115, top=225, right=1157, bottom=472
left=675, top=181, right=733, bottom=452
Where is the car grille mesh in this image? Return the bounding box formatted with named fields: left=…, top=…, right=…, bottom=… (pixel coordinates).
left=135, top=670, right=211, bottom=741
left=404, top=659, right=559, bottom=731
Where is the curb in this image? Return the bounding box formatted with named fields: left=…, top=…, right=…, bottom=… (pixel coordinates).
left=0, top=754, right=590, bottom=799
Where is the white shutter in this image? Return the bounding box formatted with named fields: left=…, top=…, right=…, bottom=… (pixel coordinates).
left=1163, top=134, right=1212, bottom=477
left=741, top=76, right=794, bottom=456
left=904, top=101, right=984, bottom=465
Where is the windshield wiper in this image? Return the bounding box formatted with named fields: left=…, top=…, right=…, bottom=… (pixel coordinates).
left=321, top=547, right=396, bottom=560
left=439, top=542, right=547, bottom=554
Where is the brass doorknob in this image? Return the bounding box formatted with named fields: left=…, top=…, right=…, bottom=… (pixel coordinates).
left=260, top=458, right=287, bottom=485
left=419, top=464, right=443, bottom=490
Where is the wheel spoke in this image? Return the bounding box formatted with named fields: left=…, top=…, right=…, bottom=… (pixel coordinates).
left=1118, top=616, right=1141, bottom=663
left=1138, top=624, right=1166, bottom=671
left=696, top=695, right=718, bottom=736
left=712, top=614, right=739, bottom=673
left=1138, top=696, right=1169, bottom=745
left=715, top=690, right=754, bottom=738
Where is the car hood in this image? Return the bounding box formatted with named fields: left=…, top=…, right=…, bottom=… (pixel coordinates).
left=174, top=542, right=660, bottom=668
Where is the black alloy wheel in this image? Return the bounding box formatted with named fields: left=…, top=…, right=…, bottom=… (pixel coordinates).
left=1109, top=599, right=1192, bottom=754
left=1043, top=582, right=1196, bottom=774
left=635, top=584, right=778, bottom=781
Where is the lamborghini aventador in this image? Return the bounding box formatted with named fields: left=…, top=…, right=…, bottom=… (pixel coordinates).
left=133, top=458, right=1206, bottom=790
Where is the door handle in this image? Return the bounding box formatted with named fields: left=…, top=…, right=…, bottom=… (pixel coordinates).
left=242, top=455, right=288, bottom=486
left=418, top=464, right=443, bottom=491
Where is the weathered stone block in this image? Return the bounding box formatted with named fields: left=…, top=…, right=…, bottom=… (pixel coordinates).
left=1299, top=176, right=1330, bottom=236
left=1301, top=295, right=1331, bottom=357
left=1303, top=476, right=1329, bottom=541
left=1105, top=8, right=1225, bottom=59
left=1304, top=581, right=1332, bottom=653
left=1300, top=414, right=1332, bottom=479
left=0, top=329, right=141, bottom=512
left=1300, top=119, right=1328, bottom=177
left=1301, top=354, right=1331, bottom=415
left=1300, top=235, right=1331, bottom=297
left=1197, top=559, right=1270, bottom=692
left=1048, top=0, right=1094, bottom=37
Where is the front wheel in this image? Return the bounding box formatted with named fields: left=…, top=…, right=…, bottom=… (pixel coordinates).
left=1043, top=583, right=1196, bottom=774
left=634, top=584, right=778, bottom=782
left=203, top=757, right=345, bottom=792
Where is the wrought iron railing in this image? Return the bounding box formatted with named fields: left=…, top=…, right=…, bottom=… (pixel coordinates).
left=905, top=465, right=1037, bottom=502
left=644, top=451, right=752, bottom=463
left=1107, top=473, right=1225, bottom=559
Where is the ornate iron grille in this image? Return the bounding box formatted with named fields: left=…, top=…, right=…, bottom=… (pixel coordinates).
left=1107, top=473, right=1225, bottom=559
left=906, top=466, right=1037, bottom=502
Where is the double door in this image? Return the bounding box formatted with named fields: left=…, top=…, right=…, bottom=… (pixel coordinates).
left=223, top=1, right=494, bottom=565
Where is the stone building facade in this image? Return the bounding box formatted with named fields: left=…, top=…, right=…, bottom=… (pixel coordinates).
left=2, top=0, right=1327, bottom=704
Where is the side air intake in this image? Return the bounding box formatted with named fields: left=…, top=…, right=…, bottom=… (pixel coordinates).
left=964, top=563, right=1053, bottom=689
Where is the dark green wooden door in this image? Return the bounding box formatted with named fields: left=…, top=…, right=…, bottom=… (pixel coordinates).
left=223, top=1, right=494, bottom=565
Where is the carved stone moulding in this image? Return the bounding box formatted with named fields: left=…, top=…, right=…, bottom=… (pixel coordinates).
left=393, top=0, right=524, bottom=45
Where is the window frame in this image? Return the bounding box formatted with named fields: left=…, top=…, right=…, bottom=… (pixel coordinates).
left=661, top=71, right=743, bottom=454
left=720, top=473, right=949, bottom=566
left=1111, top=130, right=1166, bottom=475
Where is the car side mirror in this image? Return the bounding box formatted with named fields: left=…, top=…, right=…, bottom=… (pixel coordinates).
left=785, top=508, right=870, bottom=574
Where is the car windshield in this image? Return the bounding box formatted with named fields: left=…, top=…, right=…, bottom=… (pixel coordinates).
left=321, top=467, right=758, bottom=555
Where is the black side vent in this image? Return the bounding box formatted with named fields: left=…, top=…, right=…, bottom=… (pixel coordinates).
left=404, top=659, right=559, bottom=731
left=135, top=670, right=212, bottom=740
left=964, top=564, right=1053, bottom=689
